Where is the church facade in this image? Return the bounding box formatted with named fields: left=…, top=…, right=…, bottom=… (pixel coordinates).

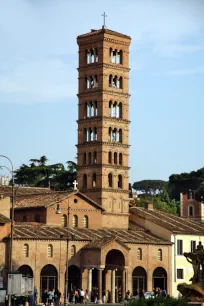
left=1, top=26, right=193, bottom=302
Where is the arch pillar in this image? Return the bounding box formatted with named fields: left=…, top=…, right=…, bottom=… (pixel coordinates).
left=111, top=269, right=116, bottom=303
left=147, top=270, right=152, bottom=291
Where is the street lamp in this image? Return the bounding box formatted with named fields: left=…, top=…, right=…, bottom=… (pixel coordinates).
left=0, top=155, right=15, bottom=306
left=56, top=198, right=70, bottom=306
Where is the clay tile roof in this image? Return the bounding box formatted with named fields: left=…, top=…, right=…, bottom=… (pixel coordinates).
left=83, top=237, right=130, bottom=250
left=0, top=214, right=10, bottom=224
left=130, top=207, right=204, bottom=234
left=14, top=190, right=104, bottom=211
left=0, top=186, right=51, bottom=197
left=11, top=223, right=171, bottom=245
left=77, top=28, right=131, bottom=40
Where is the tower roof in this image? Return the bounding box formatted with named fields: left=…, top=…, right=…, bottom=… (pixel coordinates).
left=77, top=27, right=131, bottom=40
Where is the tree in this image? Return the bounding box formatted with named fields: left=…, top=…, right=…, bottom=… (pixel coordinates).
left=132, top=180, right=167, bottom=195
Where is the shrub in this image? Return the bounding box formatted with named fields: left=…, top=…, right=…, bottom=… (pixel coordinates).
left=128, top=296, right=188, bottom=306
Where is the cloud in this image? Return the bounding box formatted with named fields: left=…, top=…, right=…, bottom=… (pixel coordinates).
left=0, top=58, right=77, bottom=103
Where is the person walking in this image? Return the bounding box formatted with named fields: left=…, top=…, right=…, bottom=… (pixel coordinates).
left=85, top=290, right=89, bottom=304
left=102, top=290, right=106, bottom=303
left=80, top=289, right=85, bottom=304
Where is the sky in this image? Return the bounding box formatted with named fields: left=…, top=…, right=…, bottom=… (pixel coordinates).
left=0, top=0, right=204, bottom=184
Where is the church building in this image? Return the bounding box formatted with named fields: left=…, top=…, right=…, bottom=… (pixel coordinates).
left=3, top=25, right=199, bottom=302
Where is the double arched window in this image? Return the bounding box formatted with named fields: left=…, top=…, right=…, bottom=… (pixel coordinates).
left=86, top=49, right=98, bottom=64
left=109, top=101, right=122, bottom=118
left=72, top=215, right=78, bottom=228
left=85, top=101, right=98, bottom=117
left=137, top=248, right=142, bottom=260
left=108, top=152, right=123, bottom=165
left=109, top=75, right=122, bottom=89
left=84, top=128, right=98, bottom=142
left=23, top=244, right=29, bottom=257
left=48, top=244, right=53, bottom=257
left=85, top=75, right=98, bottom=89
left=109, top=48, right=122, bottom=64
left=158, top=249, right=162, bottom=261
left=108, top=128, right=122, bottom=143
left=83, top=152, right=97, bottom=165
left=83, top=216, right=88, bottom=228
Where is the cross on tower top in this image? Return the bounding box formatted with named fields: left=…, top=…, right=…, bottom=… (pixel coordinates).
left=73, top=180, right=78, bottom=191
left=101, top=12, right=107, bottom=29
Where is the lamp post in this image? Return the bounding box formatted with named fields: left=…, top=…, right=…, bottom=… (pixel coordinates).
left=0, top=155, right=15, bottom=306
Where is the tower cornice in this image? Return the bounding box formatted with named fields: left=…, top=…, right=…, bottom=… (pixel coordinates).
left=76, top=141, right=130, bottom=149
left=77, top=90, right=130, bottom=99
left=80, top=187, right=129, bottom=194
left=78, top=63, right=130, bottom=72
left=77, top=164, right=130, bottom=170
left=77, top=116, right=130, bottom=124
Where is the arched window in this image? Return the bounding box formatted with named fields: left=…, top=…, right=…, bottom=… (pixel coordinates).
left=83, top=153, right=86, bottom=165
left=35, top=215, right=40, bottom=222
left=158, top=249, right=162, bottom=261
left=83, top=174, right=87, bottom=188
left=92, top=173, right=97, bottom=188
left=114, top=152, right=117, bottom=164
left=72, top=215, right=78, bottom=228
left=119, top=76, right=123, bottom=89
left=108, top=173, right=113, bottom=188
left=112, top=128, right=117, bottom=142
left=71, top=245, right=76, bottom=257
left=47, top=244, right=53, bottom=257
left=108, top=152, right=112, bottom=164
left=118, top=174, right=122, bottom=188
left=119, top=102, right=122, bottom=118
left=23, top=244, right=29, bottom=257
left=83, top=215, right=88, bottom=228
left=108, top=127, right=112, bottom=141
left=88, top=152, right=92, bottom=165
left=109, top=75, right=113, bottom=87
left=109, top=101, right=112, bottom=116
left=119, top=129, right=122, bottom=142
left=137, top=248, right=142, bottom=260
left=94, top=127, right=97, bottom=140
left=61, top=214, right=67, bottom=227
left=84, top=128, right=88, bottom=142
left=93, top=151, right=97, bottom=164
left=119, top=153, right=123, bottom=165
left=23, top=216, right=27, bottom=222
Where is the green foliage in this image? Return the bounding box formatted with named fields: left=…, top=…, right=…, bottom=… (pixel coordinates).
left=14, top=156, right=77, bottom=190
left=128, top=296, right=187, bottom=306
left=132, top=180, right=167, bottom=195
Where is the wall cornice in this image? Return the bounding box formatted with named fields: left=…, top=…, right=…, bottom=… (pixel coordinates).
left=76, top=141, right=130, bottom=148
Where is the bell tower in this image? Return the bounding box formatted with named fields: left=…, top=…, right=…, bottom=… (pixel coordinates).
left=77, top=26, right=131, bottom=228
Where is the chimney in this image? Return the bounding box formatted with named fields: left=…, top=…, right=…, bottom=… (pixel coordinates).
left=144, top=203, right=153, bottom=210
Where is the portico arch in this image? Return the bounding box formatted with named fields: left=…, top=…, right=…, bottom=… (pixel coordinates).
left=132, top=266, right=147, bottom=295
left=66, top=265, right=81, bottom=291
left=18, top=265, right=33, bottom=277
left=153, top=267, right=167, bottom=291
left=40, top=265, right=58, bottom=296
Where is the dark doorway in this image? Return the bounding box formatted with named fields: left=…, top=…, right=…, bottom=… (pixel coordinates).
left=132, top=266, right=147, bottom=295
left=18, top=265, right=33, bottom=277
left=40, top=265, right=58, bottom=297
left=153, top=267, right=167, bottom=290
left=67, top=265, right=81, bottom=291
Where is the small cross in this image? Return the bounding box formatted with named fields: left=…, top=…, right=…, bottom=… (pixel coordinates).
left=101, top=12, right=107, bottom=28
left=73, top=180, right=78, bottom=191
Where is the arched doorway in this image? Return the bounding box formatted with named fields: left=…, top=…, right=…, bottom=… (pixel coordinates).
left=153, top=267, right=167, bottom=290
left=40, top=265, right=58, bottom=296
left=105, top=249, right=125, bottom=302
left=18, top=265, right=33, bottom=277
left=67, top=265, right=81, bottom=291
left=132, top=267, right=147, bottom=295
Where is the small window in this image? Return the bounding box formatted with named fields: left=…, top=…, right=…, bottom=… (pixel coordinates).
left=118, top=174, right=122, bottom=188
left=72, top=215, right=78, bottom=228
left=189, top=206, right=194, bottom=217
left=35, top=215, right=40, bottom=222
left=108, top=152, right=112, bottom=164
left=61, top=214, right=67, bottom=227
left=119, top=153, right=122, bottom=165
left=23, top=244, right=29, bottom=257
left=191, top=241, right=196, bottom=252
left=114, top=152, right=117, bottom=164
left=48, top=244, right=53, bottom=257
left=177, top=240, right=183, bottom=255
left=83, top=174, right=87, bottom=188
left=83, top=153, right=86, bottom=165
left=108, top=173, right=113, bottom=188
left=92, top=173, right=97, bottom=188
left=23, top=216, right=27, bottom=222
left=71, top=245, right=76, bottom=257
left=93, top=151, right=97, bottom=164
left=177, top=269, right=184, bottom=280
left=137, top=248, right=142, bottom=260
left=158, top=249, right=162, bottom=261
left=83, top=215, right=88, bottom=228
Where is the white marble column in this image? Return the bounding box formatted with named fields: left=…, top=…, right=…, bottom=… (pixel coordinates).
left=111, top=269, right=116, bottom=303
left=88, top=268, right=92, bottom=299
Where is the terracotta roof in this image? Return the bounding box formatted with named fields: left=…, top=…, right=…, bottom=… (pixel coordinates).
left=130, top=207, right=204, bottom=234
left=83, top=237, right=130, bottom=250
left=0, top=186, right=51, bottom=197
left=11, top=223, right=171, bottom=245
left=77, top=28, right=131, bottom=40
left=0, top=214, right=10, bottom=224
left=14, top=191, right=104, bottom=211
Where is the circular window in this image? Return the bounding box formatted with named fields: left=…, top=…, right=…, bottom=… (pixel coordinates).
left=74, top=199, right=78, bottom=204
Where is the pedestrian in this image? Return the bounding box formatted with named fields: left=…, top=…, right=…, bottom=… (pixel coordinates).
left=48, top=290, right=53, bottom=305
left=94, top=288, right=98, bottom=304
left=80, top=288, right=85, bottom=303
left=102, top=290, right=106, bottom=303
left=125, top=290, right=131, bottom=300
left=85, top=290, right=89, bottom=304
left=42, top=290, right=48, bottom=305
left=161, top=288, right=167, bottom=297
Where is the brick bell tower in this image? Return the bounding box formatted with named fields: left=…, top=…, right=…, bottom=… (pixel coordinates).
left=77, top=25, right=131, bottom=228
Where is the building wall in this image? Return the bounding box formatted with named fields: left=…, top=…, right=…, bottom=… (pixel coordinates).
left=180, top=192, right=204, bottom=221
left=14, top=207, right=46, bottom=223
left=0, top=196, right=10, bottom=219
